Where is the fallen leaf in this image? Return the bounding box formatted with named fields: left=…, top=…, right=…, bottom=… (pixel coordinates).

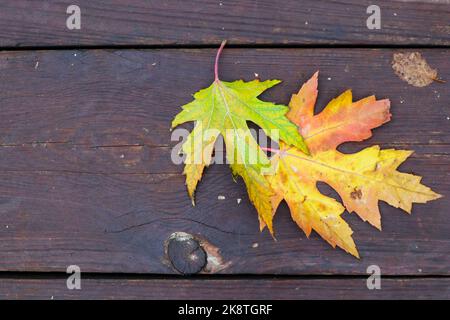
left=392, top=52, right=440, bottom=87
left=264, top=72, right=442, bottom=257
left=288, top=72, right=391, bottom=154
left=172, top=41, right=308, bottom=233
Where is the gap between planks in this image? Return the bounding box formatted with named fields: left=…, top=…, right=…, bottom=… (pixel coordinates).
left=1, top=43, right=450, bottom=53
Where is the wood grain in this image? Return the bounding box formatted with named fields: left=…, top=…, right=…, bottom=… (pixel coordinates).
left=0, top=48, right=448, bottom=275
left=0, top=277, right=448, bottom=299
left=0, top=0, right=449, bottom=47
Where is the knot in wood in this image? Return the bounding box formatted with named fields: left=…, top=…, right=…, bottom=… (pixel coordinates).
left=167, top=232, right=207, bottom=275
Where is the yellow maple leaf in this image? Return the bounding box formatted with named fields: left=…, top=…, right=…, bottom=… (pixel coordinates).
left=172, top=41, right=308, bottom=234
left=263, top=72, right=442, bottom=257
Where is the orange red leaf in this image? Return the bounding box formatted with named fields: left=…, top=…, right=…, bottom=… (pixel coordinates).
left=289, top=72, right=391, bottom=154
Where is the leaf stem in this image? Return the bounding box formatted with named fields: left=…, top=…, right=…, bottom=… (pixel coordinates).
left=215, top=40, right=227, bottom=81
left=261, top=147, right=280, bottom=154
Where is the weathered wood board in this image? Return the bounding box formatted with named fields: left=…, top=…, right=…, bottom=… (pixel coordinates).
left=0, top=49, right=448, bottom=277
left=0, top=277, right=448, bottom=299
left=0, top=0, right=449, bottom=47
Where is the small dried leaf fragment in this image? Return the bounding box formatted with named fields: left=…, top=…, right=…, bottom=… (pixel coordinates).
left=392, top=52, right=439, bottom=87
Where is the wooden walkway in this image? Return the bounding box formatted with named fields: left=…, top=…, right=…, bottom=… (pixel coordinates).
left=0, top=0, right=449, bottom=299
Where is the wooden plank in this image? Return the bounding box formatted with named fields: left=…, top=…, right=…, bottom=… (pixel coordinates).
left=0, top=48, right=448, bottom=275
left=0, top=277, right=448, bottom=299
left=0, top=48, right=448, bottom=147
left=0, top=0, right=449, bottom=47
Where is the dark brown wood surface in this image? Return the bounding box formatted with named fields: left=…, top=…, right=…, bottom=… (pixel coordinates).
left=1, top=277, right=448, bottom=299
left=0, top=48, right=448, bottom=277
left=0, top=0, right=449, bottom=47
left=0, top=0, right=449, bottom=300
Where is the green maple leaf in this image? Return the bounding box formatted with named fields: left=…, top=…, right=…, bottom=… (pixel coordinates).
left=171, top=41, right=309, bottom=234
